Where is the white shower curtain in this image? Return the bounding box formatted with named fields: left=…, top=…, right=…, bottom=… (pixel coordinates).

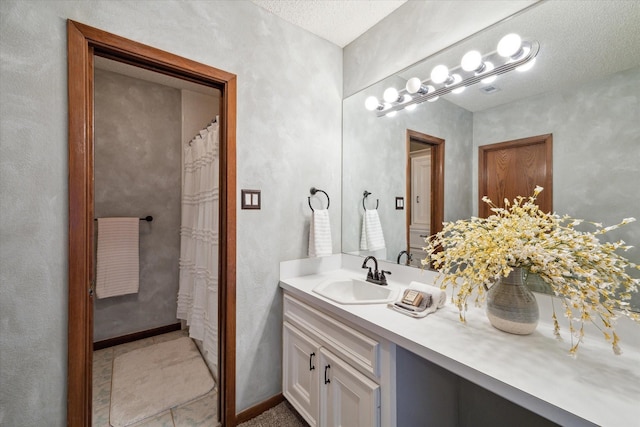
left=177, top=119, right=219, bottom=368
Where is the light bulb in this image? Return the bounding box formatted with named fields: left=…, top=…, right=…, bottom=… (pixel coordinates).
left=516, top=58, right=536, bottom=72
left=498, top=33, right=522, bottom=58
left=431, top=65, right=450, bottom=84
left=450, top=74, right=465, bottom=94
left=461, top=50, right=483, bottom=72
left=364, top=96, right=380, bottom=111
left=406, top=77, right=423, bottom=94
left=383, top=87, right=399, bottom=103
left=480, top=62, right=497, bottom=84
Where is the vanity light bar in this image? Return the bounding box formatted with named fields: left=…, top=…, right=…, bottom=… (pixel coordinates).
left=368, top=35, right=540, bottom=117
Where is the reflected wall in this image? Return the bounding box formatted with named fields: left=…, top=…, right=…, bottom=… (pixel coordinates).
left=342, top=77, right=473, bottom=263
left=473, top=66, right=640, bottom=309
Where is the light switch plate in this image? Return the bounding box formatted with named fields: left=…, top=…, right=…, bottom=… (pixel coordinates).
left=396, top=197, right=404, bottom=210
left=241, top=189, right=261, bottom=209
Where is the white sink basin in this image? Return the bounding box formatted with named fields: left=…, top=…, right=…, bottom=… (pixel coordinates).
left=313, top=278, right=398, bottom=305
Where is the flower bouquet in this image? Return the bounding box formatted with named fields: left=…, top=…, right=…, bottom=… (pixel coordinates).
left=424, top=186, right=639, bottom=355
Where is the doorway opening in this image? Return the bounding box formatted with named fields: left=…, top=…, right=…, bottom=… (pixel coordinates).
left=405, top=130, right=444, bottom=267
left=67, top=20, right=237, bottom=426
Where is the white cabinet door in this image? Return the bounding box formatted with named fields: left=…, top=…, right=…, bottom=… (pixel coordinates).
left=319, top=348, right=380, bottom=427
left=283, top=322, right=320, bottom=427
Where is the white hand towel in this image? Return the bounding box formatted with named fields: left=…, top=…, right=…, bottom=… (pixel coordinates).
left=309, top=209, right=332, bottom=257
left=96, top=218, right=140, bottom=299
left=360, top=209, right=386, bottom=251
left=389, top=281, right=447, bottom=318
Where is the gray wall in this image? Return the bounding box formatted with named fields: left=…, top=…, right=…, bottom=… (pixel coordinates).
left=0, top=1, right=342, bottom=424
left=473, top=66, right=640, bottom=309
left=93, top=69, right=182, bottom=342
left=343, top=0, right=537, bottom=97
left=342, top=76, right=473, bottom=262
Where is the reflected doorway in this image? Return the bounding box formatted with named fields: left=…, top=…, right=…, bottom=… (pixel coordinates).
left=405, top=130, right=444, bottom=267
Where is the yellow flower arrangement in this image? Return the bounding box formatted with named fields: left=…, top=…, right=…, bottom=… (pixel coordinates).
left=424, top=186, right=639, bottom=356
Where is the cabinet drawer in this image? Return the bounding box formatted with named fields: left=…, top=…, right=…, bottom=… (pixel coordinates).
left=284, top=294, right=380, bottom=378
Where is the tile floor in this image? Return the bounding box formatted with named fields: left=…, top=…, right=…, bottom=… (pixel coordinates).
left=92, top=329, right=219, bottom=427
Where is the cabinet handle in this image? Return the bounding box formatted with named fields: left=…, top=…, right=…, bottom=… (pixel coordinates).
left=324, top=364, right=331, bottom=384
left=309, top=352, right=315, bottom=371
left=417, top=195, right=419, bottom=203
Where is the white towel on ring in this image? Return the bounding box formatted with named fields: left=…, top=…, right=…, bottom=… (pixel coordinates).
left=360, top=209, right=385, bottom=251
left=96, top=217, right=140, bottom=298
left=309, top=209, right=332, bottom=257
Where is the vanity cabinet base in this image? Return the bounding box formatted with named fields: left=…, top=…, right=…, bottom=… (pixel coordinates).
left=282, top=293, right=395, bottom=427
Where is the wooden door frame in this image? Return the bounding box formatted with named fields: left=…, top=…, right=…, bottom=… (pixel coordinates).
left=67, top=20, right=237, bottom=426
left=478, top=134, right=552, bottom=218
left=405, top=129, right=445, bottom=252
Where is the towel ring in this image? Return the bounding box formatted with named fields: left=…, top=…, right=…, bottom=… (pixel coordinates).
left=363, top=190, right=379, bottom=210
left=308, top=187, right=330, bottom=211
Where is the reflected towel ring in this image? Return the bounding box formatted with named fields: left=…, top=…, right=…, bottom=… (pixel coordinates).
left=363, top=190, right=379, bottom=210
left=308, top=187, right=330, bottom=211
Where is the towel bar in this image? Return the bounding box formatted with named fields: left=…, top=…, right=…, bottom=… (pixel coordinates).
left=94, top=216, right=153, bottom=222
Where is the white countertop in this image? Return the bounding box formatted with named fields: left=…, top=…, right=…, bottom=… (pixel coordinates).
left=279, top=258, right=640, bottom=427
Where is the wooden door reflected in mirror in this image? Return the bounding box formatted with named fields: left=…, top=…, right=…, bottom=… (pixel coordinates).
left=478, top=134, right=553, bottom=218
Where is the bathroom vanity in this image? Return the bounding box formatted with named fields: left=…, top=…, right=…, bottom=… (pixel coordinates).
left=280, top=255, right=640, bottom=427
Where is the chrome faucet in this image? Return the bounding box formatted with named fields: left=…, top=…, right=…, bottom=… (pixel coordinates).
left=397, top=250, right=413, bottom=266
left=361, top=256, right=391, bottom=286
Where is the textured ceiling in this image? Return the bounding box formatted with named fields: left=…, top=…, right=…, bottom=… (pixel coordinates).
left=251, top=0, right=407, bottom=47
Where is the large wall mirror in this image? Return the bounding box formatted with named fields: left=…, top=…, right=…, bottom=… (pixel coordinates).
left=342, top=1, right=640, bottom=310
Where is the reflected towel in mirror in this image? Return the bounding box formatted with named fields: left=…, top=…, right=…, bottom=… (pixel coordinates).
left=360, top=209, right=385, bottom=251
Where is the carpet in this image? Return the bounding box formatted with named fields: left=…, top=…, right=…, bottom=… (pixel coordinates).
left=238, top=402, right=308, bottom=427
left=110, top=336, right=215, bottom=426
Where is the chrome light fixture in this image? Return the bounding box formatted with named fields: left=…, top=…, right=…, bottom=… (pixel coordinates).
left=364, top=33, right=539, bottom=117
